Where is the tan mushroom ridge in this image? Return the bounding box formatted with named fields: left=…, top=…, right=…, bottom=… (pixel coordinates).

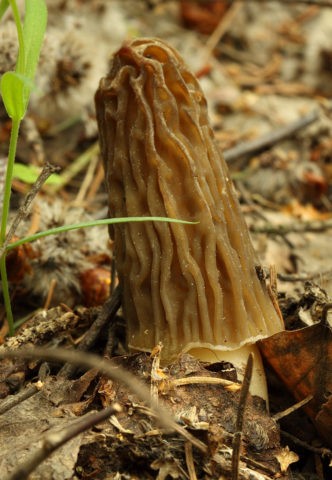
left=95, top=38, right=284, bottom=399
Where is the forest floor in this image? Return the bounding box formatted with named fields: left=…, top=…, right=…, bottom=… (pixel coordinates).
left=0, top=1, right=332, bottom=479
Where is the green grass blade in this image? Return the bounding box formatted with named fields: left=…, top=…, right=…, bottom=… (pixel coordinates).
left=6, top=217, right=198, bottom=251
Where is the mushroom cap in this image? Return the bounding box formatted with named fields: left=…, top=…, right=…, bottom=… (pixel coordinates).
left=95, top=38, right=284, bottom=361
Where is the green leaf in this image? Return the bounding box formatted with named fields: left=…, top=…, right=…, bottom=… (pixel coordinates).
left=13, top=163, right=62, bottom=185
left=45, top=173, right=62, bottom=186
left=0, top=0, right=9, bottom=20
left=8, top=0, right=25, bottom=76
left=0, top=71, right=31, bottom=120
left=22, top=0, right=47, bottom=80
left=13, top=163, right=39, bottom=183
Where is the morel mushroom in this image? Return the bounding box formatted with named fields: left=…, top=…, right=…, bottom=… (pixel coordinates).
left=95, top=38, right=284, bottom=398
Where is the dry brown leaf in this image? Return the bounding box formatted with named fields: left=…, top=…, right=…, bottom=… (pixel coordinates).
left=282, top=200, right=331, bottom=221
left=258, top=319, right=332, bottom=447
left=180, top=0, right=230, bottom=35
left=315, top=395, right=332, bottom=448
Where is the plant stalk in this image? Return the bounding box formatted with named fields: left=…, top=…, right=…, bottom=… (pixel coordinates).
left=0, top=118, right=21, bottom=335
left=1, top=119, right=20, bottom=244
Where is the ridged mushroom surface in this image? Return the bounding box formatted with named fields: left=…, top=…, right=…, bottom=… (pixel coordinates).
left=95, top=38, right=284, bottom=361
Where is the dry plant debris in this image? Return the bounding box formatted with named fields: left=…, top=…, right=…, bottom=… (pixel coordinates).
left=1, top=1, right=332, bottom=479
left=259, top=305, right=332, bottom=448
left=0, top=346, right=285, bottom=480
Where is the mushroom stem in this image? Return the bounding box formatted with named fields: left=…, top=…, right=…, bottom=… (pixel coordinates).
left=188, top=345, right=268, bottom=400
left=95, top=38, right=284, bottom=405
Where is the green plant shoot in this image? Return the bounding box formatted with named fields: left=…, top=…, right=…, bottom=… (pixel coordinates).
left=0, top=1, right=196, bottom=338
left=0, top=0, right=47, bottom=335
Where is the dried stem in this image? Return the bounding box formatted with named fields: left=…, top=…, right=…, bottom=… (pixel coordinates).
left=280, top=430, right=332, bottom=457
left=0, top=346, right=208, bottom=454
left=0, top=383, right=40, bottom=415
left=231, top=353, right=253, bottom=480
left=5, top=403, right=121, bottom=480
left=185, top=441, right=198, bottom=480
left=58, top=285, right=121, bottom=379
left=204, top=1, right=243, bottom=58
left=0, top=162, right=60, bottom=258
left=224, top=110, right=318, bottom=164
left=251, top=217, right=332, bottom=235
left=171, top=376, right=241, bottom=391
left=273, top=395, right=314, bottom=422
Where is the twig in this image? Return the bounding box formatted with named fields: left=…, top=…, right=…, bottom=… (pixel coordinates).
left=223, top=110, right=318, bottom=164
left=58, top=285, right=121, bottom=378
left=250, top=216, right=332, bottom=235
left=185, top=441, right=198, bottom=480
left=277, top=271, right=327, bottom=282
left=232, top=353, right=253, bottom=480
left=5, top=403, right=122, bottom=480
left=73, top=148, right=100, bottom=206
left=239, top=456, right=277, bottom=477
left=0, top=163, right=59, bottom=258
left=142, top=0, right=332, bottom=8
left=280, top=430, right=332, bottom=457
left=0, top=346, right=209, bottom=454
left=74, top=286, right=121, bottom=352
left=134, top=405, right=272, bottom=479
left=0, top=347, right=275, bottom=480
left=46, top=142, right=99, bottom=194
left=105, top=311, right=124, bottom=357
left=43, top=278, right=57, bottom=310
left=204, top=1, right=243, bottom=58
left=272, top=395, right=314, bottom=422
left=279, top=0, right=332, bottom=6
left=0, top=383, right=41, bottom=415
left=171, top=376, right=241, bottom=391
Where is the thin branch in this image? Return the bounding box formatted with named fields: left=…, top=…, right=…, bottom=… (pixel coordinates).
left=277, top=271, right=325, bottom=282
left=204, top=1, right=244, bottom=58
left=0, top=162, right=60, bottom=258
left=185, top=441, right=198, bottom=480
left=0, top=347, right=275, bottom=480
left=250, top=217, right=332, bottom=235
left=171, top=376, right=241, bottom=391
left=6, top=403, right=122, bottom=480
left=58, top=285, right=121, bottom=379
left=0, top=383, right=41, bottom=415
left=275, top=0, right=332, bottom=6
left=142, top=0, right=332, bottom=7
left=231, top=353, right=253, bottom=480
left=272, top=395, right=314, bottom=422
left=0, top=346, right=208, bottom=454
left=280, top=430, right=332, bottom=457
left=224, top=110, right=318, bottom=164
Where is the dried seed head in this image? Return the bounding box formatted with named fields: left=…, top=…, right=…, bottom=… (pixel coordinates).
left=8, top=199, right=110, bottom=308
left=95, top=38, right=284, bottom=362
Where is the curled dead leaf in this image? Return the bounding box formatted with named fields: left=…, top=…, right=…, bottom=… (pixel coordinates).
left=258, top=314, right=332, bottom=447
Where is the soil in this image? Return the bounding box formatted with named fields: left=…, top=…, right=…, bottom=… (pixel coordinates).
left=0, top=1, right=332, bottom=479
